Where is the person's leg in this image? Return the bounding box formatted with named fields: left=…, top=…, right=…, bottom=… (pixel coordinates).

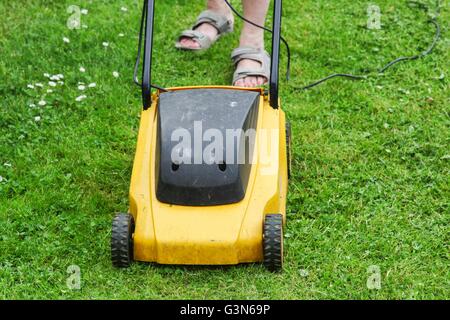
left=179, top=0, right=234, bottom=50
left=234, top=0, right=270, bottom=87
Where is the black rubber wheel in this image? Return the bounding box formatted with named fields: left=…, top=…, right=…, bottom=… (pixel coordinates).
left=286, top=121, right=292, bottom=179
left=263, top=214, right=283, bottom=272
left=111, top=213, right=135, bottom=268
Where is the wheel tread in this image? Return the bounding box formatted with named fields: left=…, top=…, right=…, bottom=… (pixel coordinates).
left=111, top=213, right=134, bottom=268
left=263, top=214, right=283, bottom=272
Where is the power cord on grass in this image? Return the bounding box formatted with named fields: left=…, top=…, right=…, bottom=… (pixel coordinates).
left=224, top=0, right=441, bottom=90
left=297, top=0, right=442, bottom=90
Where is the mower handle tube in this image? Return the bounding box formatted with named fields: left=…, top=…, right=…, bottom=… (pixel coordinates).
left=142, top=0, right=154, bottom=110
left=140, top=0, right=282, bottom=110
left=269, top=0, right=282, bottom=109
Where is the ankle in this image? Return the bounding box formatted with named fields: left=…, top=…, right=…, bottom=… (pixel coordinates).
left=239, top=38, right=264, bottom=50
left=239, top=30, right=264, bottom=50
left=207, top=2, right=233, bottom=22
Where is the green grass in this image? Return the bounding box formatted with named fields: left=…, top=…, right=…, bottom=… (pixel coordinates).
left=0, top=0, right=449, bottom=299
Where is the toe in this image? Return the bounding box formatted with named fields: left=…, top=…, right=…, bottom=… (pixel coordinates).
left=187, top=39, right=200, bottom=49
left=234, top=79, right=244, bottom=87
left=180, top=39, right=189, bottom=48
left=245, top=76, right=257, bottom=88
left=244, top=77, right=253, bottom=87
left=258, top=76, right=265, bottom=86
left=179, top=37, right=200, bottom=49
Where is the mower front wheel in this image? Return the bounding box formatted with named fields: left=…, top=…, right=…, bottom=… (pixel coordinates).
left=263, top=214, right=283, bottom=272
left=111, top=213, right=135, bottom=268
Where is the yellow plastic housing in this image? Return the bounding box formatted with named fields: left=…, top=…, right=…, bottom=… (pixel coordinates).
left=129, top=86, right=287, bottom=265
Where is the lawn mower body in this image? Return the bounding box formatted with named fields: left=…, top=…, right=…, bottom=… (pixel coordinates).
left=129, top=86, right=288, bottom=265
left=112, top=0, right=289, bottom=271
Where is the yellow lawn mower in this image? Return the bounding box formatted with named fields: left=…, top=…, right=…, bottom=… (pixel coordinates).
left=111, top=0, right=291, bottom=272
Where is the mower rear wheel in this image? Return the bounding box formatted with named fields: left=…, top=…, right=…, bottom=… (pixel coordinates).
left=263, top=214, right=283, bottom=272
left=111, top=213, right=135, bottom=268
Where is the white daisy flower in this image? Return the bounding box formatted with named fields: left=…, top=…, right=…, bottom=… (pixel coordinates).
left=78, top=85, right=86, bottom=91
left=44, top=73, right=50, bottom=78
left=51, top=75, right=64, bottom=81
left=88, top=82, right=97, bottom=88
left=27, top=84, right=35, bottom=89
left=118, top=33, right=125, bottom=37
left=3, top=162, right=12, bottom=167
left=38, top=100, right=46, bottom=106
left=47, top=89, right=53, bottom=93
left=299, top=269, right=309, bottom=277
left=113, top=71, right=119, bottom=78
left=120, top=6, right=128, bottom=12
left=81, top=8, right=88, bottom=15
left=29, top=103, right=36, bottom=108
left=58, top=81, right=64, bottom=85
left=48, top=81, right=57, bottom=87
left=75, top=95, right=87, bottom=102
left=79, top=66, right=86, bottom=73
left=35, top=83, right=44, bottom=88
left=34, top=116, right=41, bottom=122
left=102, top=42, right=109, bottom=47
left=63, top=37, right=70, bottom=43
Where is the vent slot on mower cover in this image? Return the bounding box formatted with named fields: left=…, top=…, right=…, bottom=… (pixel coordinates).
left=156, top=88, right=260, bottom=206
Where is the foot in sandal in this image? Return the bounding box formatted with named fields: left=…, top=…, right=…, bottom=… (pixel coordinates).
left=232, top=0, right=271, bottom=87
left=176, top=9, right=234, bottom=51
left=232, top=47, right=270, bottom=88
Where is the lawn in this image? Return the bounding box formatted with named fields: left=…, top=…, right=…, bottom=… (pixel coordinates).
left=0, top=0, right=448, bottom=299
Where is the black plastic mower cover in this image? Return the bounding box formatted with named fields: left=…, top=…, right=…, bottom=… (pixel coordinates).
left=156, top=89, right=259, bottom=206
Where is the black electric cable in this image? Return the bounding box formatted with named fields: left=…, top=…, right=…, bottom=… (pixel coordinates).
left=133, top=0, right=146, bottom=87
left=300, top=73, right=368, bottom=90
left=378, top=18, right=441, bottom=73
left=298, top=0, right=442, bottom=90
left=224, top=0, right=440, bottom=90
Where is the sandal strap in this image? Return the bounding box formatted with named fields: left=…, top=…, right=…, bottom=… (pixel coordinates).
left=177, top=29, right=212, bottom=49
left=231, top=47, right=269, bottom=65
left=193, top=10, right=233, bottom=34
left=231, top=47, right=271, bottom=85
left=175, top=10, right=233, bottom=50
